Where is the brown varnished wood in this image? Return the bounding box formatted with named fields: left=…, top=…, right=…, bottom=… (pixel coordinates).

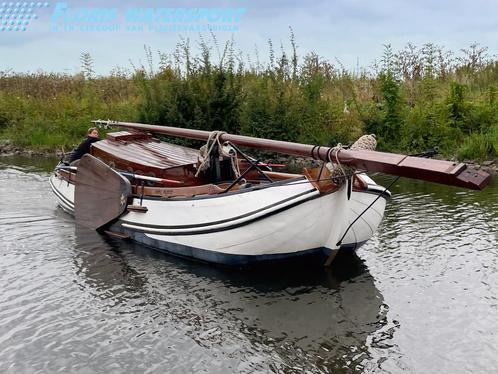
left=90, top=132, right=206, bottom=186
left=263, top=171, right=304, bottom=180
left=131, top=184, right=224, bottom=198
left=57, top=169, right=77, bottom=183
left=352, top=175, right=368, bottom=191
left=106, top=131, right=152, bottom=141
left=238, top=169, right=303, bottom=182
left=303, top=167, right=339, bottom=194
left=75, top=154, right=131, bottom=230
left=103, top=230, right=130, bottom=239
left=93, top=121, right=491, bottom=190
left=127, top=205, right=148, bottom=212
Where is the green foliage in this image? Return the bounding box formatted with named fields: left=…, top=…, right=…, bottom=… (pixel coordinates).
left=457, top=132, right=497, bottom=161
left=136, top=41, right=243, bottom=136
left=375, top=71, right=403, bottom=149
left=446, top=82, right=469, bottom=131
left=0, top=73, right=138, bottom=149
left=240, top=77, right=300, bottom=142
left=0, top=39, right=498, bottom=163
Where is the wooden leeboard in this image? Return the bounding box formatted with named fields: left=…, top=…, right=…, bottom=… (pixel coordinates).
left=75, top=154, right=131, bottom=230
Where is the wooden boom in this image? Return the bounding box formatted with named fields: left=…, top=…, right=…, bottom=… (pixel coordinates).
left=92, top=120, right=491, bottom=190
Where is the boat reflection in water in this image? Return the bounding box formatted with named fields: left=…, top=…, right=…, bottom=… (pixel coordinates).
left=73, top=227, right=148, bottom=302
left=73, top=226, right=387, bottom=372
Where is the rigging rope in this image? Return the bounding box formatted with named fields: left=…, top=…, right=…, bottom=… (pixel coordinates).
left=326, top=134, right=377, bottom=185
left=335, top=147, right=437, bottom=247
left=195, top=131, right=241, bottom=178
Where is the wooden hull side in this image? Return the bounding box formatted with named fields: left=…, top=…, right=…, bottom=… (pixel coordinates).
left=49, top=172, right=388, bottom=265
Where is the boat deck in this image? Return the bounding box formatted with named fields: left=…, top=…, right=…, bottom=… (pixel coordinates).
left=90, top=131, right=201, bottom=183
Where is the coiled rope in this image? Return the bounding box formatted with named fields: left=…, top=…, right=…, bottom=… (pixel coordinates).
left=195, top=131, right=241, bottom=178
left=326, top=134, right=377, bottom=185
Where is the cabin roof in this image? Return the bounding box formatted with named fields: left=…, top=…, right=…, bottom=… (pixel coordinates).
left=91, top=131, right=199, bottom=169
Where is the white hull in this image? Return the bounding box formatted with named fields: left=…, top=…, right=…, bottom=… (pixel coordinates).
left=50, top=173, right=388, bottom=265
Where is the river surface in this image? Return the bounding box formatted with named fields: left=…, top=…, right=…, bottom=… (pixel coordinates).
left=0, top=156, right=497, bottom=374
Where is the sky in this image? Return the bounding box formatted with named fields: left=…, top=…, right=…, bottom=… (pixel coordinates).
left=1, top=0, right=498, bottom=75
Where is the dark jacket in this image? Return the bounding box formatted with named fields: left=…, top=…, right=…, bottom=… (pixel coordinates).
left=69, top=136, right=100, bottom=162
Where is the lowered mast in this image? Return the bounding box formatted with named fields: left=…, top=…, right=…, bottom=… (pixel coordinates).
left=92, top=120, right=491, bottom=190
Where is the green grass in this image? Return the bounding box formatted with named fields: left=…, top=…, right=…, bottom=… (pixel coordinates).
left=457, top=125, right=498, bottom=161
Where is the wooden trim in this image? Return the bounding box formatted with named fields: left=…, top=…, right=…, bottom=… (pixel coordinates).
left=131, top=183, right=224, bottom=198
left=104, top=230, right=130, bottom=239
left=127, top=205, right=148, bottom=212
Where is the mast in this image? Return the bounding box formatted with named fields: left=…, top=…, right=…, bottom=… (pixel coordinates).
left=92, top=120, right=491, bottom=190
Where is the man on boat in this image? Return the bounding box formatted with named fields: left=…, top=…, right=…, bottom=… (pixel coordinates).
left=69, top=127, right=100, bottom=164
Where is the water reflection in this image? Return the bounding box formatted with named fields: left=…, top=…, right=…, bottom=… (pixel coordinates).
left=73, top=227, right=147, bottom=302
left=0, top=155, right=58, bottom=172
left=360, top=175, right=498, bottom=373
left=71, top=226, right=387, bottom=372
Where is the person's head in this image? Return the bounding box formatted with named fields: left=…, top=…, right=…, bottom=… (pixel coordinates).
left=87, top=127, right=99, bottom=138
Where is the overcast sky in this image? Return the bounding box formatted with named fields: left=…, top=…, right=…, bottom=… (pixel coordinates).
left=1, top=0, right=497, bottom=74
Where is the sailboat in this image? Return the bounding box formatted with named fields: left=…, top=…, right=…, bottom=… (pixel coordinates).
left=49, top=120, right=490, bottom=266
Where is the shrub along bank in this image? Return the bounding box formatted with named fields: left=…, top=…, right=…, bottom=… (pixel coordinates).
left=1, top=41, right=497, bottom=164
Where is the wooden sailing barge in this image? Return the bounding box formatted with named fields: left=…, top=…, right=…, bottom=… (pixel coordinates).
left=49, top=120, right=490, bottom=266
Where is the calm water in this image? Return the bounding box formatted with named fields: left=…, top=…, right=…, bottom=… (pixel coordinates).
left=1, top=156, right=497, bottom=374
